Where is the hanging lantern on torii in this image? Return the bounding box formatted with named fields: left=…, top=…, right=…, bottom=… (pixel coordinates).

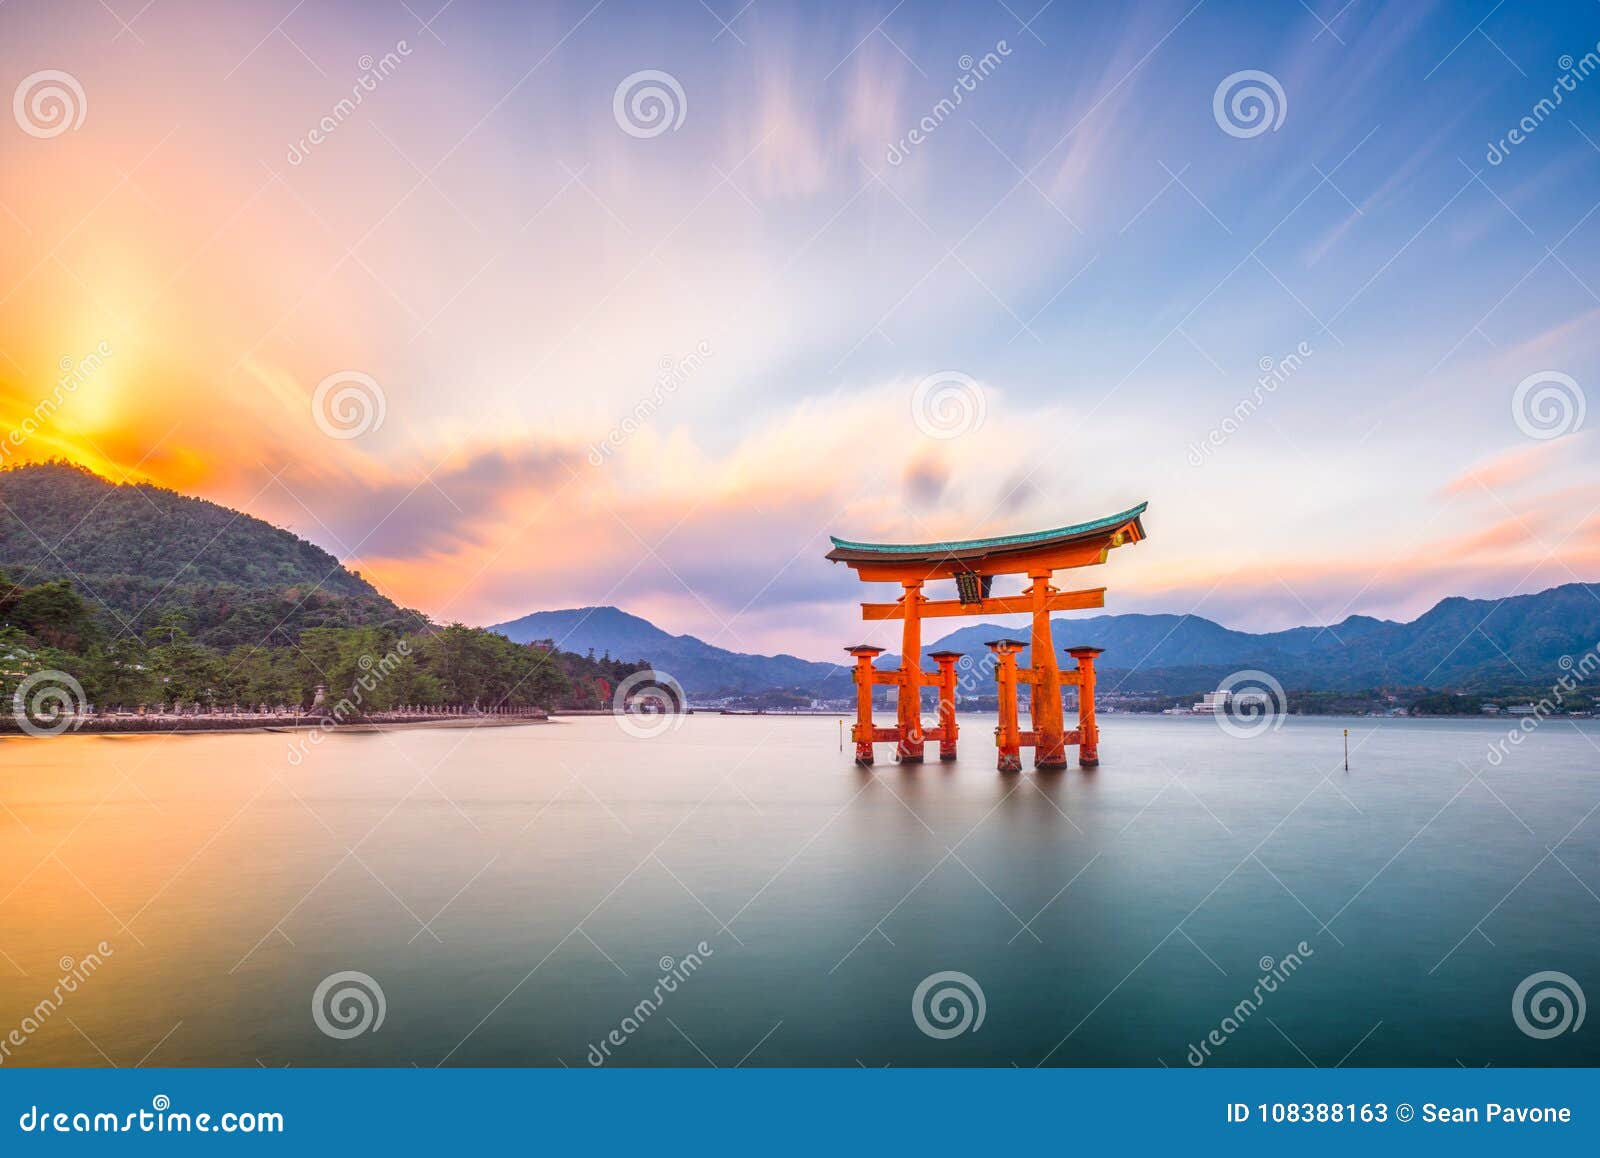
left=825, top=502, right=1148, bottom=771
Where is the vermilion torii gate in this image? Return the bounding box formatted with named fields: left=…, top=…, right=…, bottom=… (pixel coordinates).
left=826, top=503, right=1147, bottom=771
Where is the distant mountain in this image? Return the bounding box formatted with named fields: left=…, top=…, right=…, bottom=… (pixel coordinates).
left=885, top=613, right=1392, bottom=673
left=886, top=584, right=1600, bottom=692
left=0, top=462, right=426, bottom=645
left=489, top=605, right=849, bottom=696
left=495, top=581, right=1600, bottom=697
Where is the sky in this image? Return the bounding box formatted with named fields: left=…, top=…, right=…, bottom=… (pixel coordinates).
left=1, top=0, right=1598, bottom=660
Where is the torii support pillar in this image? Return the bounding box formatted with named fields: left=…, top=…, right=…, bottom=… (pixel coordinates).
left=1068, top=646, right=1104, bottom=768
left=988, top=639, right=1027, bottom=773
left=928, top=650, right=962, bottom=761
left=847, top=645, right=885, bottom=765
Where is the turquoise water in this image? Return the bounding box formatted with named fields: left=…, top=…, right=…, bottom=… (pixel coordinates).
left=0, top=714, right=1596, bottom=1067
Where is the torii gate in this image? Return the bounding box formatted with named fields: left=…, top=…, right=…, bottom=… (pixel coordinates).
left=825, top=503, right=1147, bottom=771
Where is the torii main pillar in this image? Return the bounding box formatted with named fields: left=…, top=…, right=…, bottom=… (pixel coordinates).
left=897, top=580, right=925, bottom=762
left=1027, top=570, right=1069, bottom=769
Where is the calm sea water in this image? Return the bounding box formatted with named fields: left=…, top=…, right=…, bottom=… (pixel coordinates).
left=1, top=714, right=1597, bottom=1068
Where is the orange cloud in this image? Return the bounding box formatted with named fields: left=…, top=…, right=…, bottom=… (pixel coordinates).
left=1439, top=438, right=1581, bottom=498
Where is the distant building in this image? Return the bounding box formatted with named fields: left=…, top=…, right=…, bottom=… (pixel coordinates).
left=1190, top=689, right=1271, bottom=714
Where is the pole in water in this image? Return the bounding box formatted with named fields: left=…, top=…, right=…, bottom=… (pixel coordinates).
left=1343, top=728, right=1349, bottom=771
left=839, top=717, right=843, bottom=752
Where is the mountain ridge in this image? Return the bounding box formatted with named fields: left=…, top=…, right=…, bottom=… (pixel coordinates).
left=494, top=583, right=1600, bottom=695
left=10, top=461, right=1593, bottom=697
left=490, top=605, right=850, bottom=695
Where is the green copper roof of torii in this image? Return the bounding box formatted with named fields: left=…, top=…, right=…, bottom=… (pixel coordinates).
left=827, top=502, right=1148, bottom=556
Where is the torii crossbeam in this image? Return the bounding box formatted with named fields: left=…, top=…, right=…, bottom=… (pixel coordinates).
left=826, top=502, right=1148, bottom=771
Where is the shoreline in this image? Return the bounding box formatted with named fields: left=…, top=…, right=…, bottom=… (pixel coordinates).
left=6, top=711, right=1581, bottom=740
left=0, top=715, right=552, bottom=739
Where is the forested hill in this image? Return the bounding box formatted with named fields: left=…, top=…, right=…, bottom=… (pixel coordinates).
left=0, top=462, right=650, bottom=714
left=0, top=462, right=424, bottom=645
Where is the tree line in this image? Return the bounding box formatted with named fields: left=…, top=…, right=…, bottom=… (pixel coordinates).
left=1, top=569, right=652, bottom=715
